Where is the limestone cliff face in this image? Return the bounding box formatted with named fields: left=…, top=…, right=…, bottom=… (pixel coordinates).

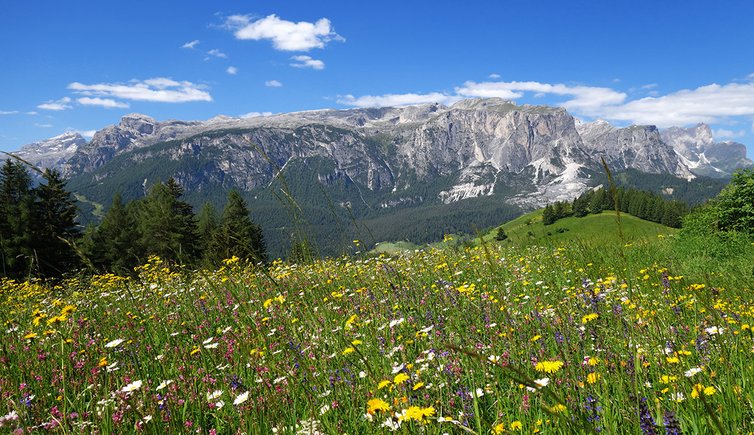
left=14, top=132, right=86, bottom=172
left=577, top=120, right=693, bottom=178
left=15, top=98, right=751, bottom=209
left=661, top=124, right=753, bottom=177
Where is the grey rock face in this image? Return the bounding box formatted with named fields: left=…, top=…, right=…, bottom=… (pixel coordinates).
left=13, top=132, right=86, bottom=172
left=577, top=120, right=694, bottom=178
left=14, top=99, right=752, bottom=210
left=661, top=124, right=753, bottom=177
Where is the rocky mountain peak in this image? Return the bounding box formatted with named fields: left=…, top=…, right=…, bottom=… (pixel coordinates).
left=13, top=131, right=87, bottom=171
left=661, top=123, right=752, bottom=177
left=118, top=113, right=157, bottom=135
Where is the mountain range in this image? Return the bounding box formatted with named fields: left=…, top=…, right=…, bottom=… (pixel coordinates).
left=9, top=98, right=751, bottom=257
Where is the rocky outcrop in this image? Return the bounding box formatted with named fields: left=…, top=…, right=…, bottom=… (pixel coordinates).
left=661, top=124, right=753, bottom=177
left=577, top=120, right=694, bottom=178
left=13, top=132, right=86, bottom=172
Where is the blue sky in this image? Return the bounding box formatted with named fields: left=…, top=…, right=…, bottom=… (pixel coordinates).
left=2, top=0, right=754, bottom=156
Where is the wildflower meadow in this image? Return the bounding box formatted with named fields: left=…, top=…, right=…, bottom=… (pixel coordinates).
left=1, top=235, right=753, bottom=434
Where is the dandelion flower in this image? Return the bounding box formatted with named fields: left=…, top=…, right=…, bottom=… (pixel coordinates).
left=393, top=373, right=409, bottom=385
left=511, top=420, right=523, bottom=430
left=378, top=380, right=392, bottom=390
left=367, top=398, right=390, bottom=414
left=535, top=360, right=564, bottom=373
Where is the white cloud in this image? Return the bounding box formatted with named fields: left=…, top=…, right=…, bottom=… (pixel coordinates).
left=26, top=111, right=37, bottom=115
left=597, top=82, right=754, bottom=127
left=207, top=49, right=227, bottom=59
left=77, top=129, right=97, bottom=138
left=265, top=80, right=283, bottom=87
left=240, top=111, right=274, bottom=118
left=340, top=77, right=754, bottom=130
left=182, top=40, right=200, bottom=49
left=226, top=66, right=239, bottom=75
left=455, top=81, right=627, bottom=114
left=68, top=78, right=212, bottom=103
left=37, top=97, right=72, bottom=111
left=34, top=123, right=53, bottom=128
left=77, top=97, right=130, bottom=108
left=290, top=55, right=325, bottom=70
left=338, top=92, right=461, bottom=108
left=713, top=128, right=745, bottom=139
left=0, top=110, right=18, bottom=115
left=489, top=73, right=501, bottom=79
left=226, top=14, right=344, bottom=51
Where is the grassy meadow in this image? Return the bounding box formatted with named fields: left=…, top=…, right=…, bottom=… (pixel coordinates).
left=1, top=214, right=754, bottom=434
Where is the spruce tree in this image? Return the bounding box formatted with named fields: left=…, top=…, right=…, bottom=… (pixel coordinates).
left=197, top=202, right=219, bottom=264
left=0, top=160, right=34, bottom=279
left=212, top=190, right=267, bottom=265
left=138, top=178, right=199, bottom=264
left=542, top=204, right=556, bottom=225
left=30, top=169, right=81, bottom=278
left=89, top=193, right=141, bottom=274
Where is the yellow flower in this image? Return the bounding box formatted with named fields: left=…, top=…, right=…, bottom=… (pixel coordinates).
left=23, top=332, right=37, bottom=340
left=412, top=382, right=425, bottom=391
left=549, top=404, right=567, bottom=413
left=510, top=420, right=523, bottom=430
left=342, top=347, right=355, bottom=356
left=535, top=360, right=564, bottom=373
left=367, top=398, right=390, bottom=414
left=493, top=423, right=506, bottom=434
left=393, top=373, right=409, bottom=385
left=587, top=373, right=601, bottom=384
left=666, top=356, right=680, bottom=364
left=582, top=313, right=599, bottom=324
left=98, top=357, right=108, bottom=367
left=61, top=305, right=76, bottom=315
left=351, top=339, right=362, bottom=346
left=530, top=335, right=542, bottom=342
left=400, top=406, right=435, bottom=422
left=660, top=375, right=677, bottom=384
left=377, top=380, right=392, bottom=390
left=190, top=347, right=200, bottom=356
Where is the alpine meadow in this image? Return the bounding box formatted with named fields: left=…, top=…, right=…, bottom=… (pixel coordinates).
left=2, top=1, right=754, bottom=434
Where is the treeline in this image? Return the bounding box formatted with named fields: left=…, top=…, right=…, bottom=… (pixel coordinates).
left=543, top=186, right=689, bottom=227
left=0, top=159, right=268, bottom=280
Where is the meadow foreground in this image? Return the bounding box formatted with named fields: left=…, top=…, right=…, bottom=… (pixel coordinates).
left=1, top=237, right=753, bottom=434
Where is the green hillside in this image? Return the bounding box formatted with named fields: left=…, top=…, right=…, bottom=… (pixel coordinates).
left=373, top=209, right=677, bottom=255
left=483, top=209, right=676, bottom=246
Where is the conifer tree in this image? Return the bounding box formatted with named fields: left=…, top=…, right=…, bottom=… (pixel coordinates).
left=87, top=193, right=141, bottom=273
left=542, top=204, right=556, bottom=225
left=197, top=202, right=219, bottom=264
left=211, top=190, right=267, bottom=265
left=30, top=169, right=81, bottom=277
left=138, top=178, right=199, bottom=264
left=0, top=159, right=34, bottom=278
